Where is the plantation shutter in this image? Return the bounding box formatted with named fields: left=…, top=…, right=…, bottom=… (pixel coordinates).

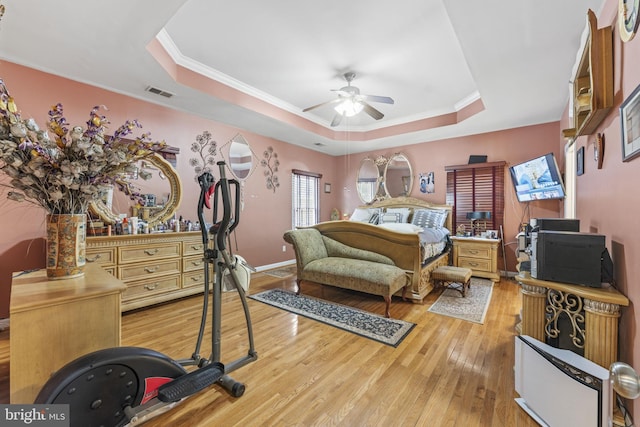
left=292, top=169, right=322, bottom=228
left=445, top=161, right=505, bottom=234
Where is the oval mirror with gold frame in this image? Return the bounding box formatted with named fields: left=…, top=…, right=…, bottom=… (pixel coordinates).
left=356, top=157, right=384, bottom=203
left=383, top=153, right=413, bottom=198
left=89, top=154, right=182, bottom=226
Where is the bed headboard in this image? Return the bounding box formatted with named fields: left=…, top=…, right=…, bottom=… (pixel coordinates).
left=360, top=196, right=453, bottom=231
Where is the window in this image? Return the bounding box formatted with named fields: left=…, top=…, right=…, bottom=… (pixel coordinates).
left=292, top=169, right=322, bottom=228
left=445, top=161, right=505, bottom=234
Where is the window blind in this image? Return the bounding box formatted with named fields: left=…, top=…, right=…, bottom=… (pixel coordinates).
left=292, top=169, right=322, bottom=228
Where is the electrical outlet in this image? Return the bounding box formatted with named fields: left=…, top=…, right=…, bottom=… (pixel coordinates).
left=282, top=245, right=286, bottom=252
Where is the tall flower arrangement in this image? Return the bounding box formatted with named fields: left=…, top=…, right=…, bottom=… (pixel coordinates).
left=0, top=79, right=166, bottom=214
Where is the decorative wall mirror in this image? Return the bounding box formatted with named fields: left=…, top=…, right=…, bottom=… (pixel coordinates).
left=356, top=157, right=385, bottom=203
left=89, top=154, right=182, bottom=226
left=383, top=153, right=413, bottom=198
left=227, top=134, right=256, bottom=180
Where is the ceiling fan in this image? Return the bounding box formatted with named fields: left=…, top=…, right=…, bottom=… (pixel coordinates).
left=303, top=72, right=394, bottom=127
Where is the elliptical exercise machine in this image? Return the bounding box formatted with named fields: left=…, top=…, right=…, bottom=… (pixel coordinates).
left=36, top=161, right=258, bottom=426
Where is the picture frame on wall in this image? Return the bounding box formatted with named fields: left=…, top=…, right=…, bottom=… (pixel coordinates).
left=620, top=83, right=640, bottom=161
left=577, top=146, right=584, bottom=176
left=324, top=183, right=331, bottom=193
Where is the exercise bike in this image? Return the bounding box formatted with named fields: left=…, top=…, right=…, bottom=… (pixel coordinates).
left=35, top=161, right=258, bottom=426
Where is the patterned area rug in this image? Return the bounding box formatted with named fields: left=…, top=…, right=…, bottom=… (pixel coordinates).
left=427, top=278, right=494, bottom=324
left=249, top=289, right=415, bottom=347
left=264, top=266, right=297, bottom=278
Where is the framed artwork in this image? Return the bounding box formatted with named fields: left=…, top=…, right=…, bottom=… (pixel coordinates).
left=620, top=83, right=640, bottom=161
left=324, top=183, right=331, bottom=193
left=577, top=146, right=584, bottom=176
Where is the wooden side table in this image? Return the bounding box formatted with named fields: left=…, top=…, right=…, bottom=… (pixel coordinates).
left=10, top=263, right=126, bottom=403
left=450, top=236, right=500, bottom=282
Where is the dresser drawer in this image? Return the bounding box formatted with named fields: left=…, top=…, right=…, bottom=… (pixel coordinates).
left=458, top=257, right=492, bottom=272
left=183, top=255, right=206, bottom=273
left=122, top=274, right=181, bottom=301
left=118, top=259, right=181, bottom=282
left=183, top=239, right=206, bottom=257
left=118, top=242, right=181, bottom=265
left=85, top=247, right=116, bottom=266
left=182, top=270, right=207, bottom=289
left=457, top=245, right=491, bottom=259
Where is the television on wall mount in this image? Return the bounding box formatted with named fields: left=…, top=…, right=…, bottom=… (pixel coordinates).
left=509, top=153, right=566, bottom=202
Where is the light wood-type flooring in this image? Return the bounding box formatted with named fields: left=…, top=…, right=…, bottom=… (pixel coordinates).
left=0, top=270, right=538, bottom=426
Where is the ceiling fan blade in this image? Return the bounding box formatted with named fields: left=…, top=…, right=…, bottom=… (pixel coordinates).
left=302, top=98, right=341, bottom=112
left=330, top=114, right=343, bottom=127
left=362, top=102, right=384, bottom=120
left=361, top=94, right=394, bottom=104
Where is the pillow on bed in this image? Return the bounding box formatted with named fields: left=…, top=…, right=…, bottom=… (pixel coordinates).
left=379, top=212, right=402, bottom=224
left=411, top=209, right=448, bottom=228
left=349, top=208, right=372, bottom=222
left=384, top=207, right=411, bottom=223
left=378, top=223, right=423, bottom=234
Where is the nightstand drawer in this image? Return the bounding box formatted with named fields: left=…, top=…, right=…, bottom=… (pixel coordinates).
left=458, top=257, right=492, bottom=272
left=122, top=274, right=181, bottom=301
left=118, top=259, right=181, bottom=282
left=458, top=246, right=491, bottom=259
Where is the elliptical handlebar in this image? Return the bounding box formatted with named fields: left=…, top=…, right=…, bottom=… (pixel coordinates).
left=211, top=161, right=239, bottom=250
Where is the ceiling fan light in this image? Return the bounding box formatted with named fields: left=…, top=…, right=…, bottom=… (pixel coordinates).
left=334, top=99, right=363, bottom=117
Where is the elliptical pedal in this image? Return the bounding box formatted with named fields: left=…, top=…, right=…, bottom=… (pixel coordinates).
left=158, top=362, right=225, bottom=402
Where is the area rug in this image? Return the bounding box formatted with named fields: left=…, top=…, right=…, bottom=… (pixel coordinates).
left=264, top=265, right=297, bottom=278
left=249, top=289, right=415, bottom=347
left=427, top=278, right=494, bottom=324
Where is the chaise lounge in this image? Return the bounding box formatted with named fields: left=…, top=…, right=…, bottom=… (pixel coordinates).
left=283, top=228, right=409, bottom=318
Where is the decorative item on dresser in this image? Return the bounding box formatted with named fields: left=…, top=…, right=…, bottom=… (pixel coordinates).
left=0, top=80, right=167, bottom=280
left=86, top=231, right=210, bottom=311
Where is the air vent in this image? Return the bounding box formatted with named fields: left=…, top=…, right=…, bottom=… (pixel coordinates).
left=314, top=142, right=325, bottom=147
left=145, top=86, right=174, bottom=98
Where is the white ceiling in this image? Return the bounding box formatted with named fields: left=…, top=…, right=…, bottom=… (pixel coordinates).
left=0, top=0, right=605, bottom=156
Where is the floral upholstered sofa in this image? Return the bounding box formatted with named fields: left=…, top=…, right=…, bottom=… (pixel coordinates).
left=283, top=228, right=409, bottom=318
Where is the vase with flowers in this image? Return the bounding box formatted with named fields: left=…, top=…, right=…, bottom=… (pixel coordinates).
left=0, top=79, right=166, bottom=279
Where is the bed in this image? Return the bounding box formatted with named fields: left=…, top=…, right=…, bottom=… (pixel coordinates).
left=312, top=196, right=453, bottom=303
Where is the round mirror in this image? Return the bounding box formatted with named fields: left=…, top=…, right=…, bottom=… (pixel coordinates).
left=356, top=157, right=384, bottom=203
left=89, top=154, right=182, bottom=226
left=384, top=153, right=413, bottom=198
left=227, top=134, right=255, bottom=180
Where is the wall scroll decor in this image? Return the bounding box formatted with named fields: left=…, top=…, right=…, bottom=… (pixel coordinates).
left=189, top=130, right=217, bottom=180
left=620, top=83, right=640, bottom=162
left=260, top=146, right=280, bottom=192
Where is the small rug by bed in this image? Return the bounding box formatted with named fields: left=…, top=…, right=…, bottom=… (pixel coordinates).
left=427, top=278, right=494, bottom=324
left=249, top=289, right=415, bottom=347
left=264, top=265, right=297, bottom=278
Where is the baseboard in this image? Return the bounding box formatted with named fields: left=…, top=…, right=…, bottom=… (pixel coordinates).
left=0, top=318, right=8, bottom=331
left=255, top=259, right=296, bottom=272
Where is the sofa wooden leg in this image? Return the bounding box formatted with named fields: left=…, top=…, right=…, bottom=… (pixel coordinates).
left=295, top=278, right=302, bottom=295
left=383, top=296, right=391, bottom=318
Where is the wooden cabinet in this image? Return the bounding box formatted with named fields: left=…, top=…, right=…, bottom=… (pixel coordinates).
left=10, top=264, right=125, bottom=403
left=451, top=236, right=500, bottom=282
left=87, top=232, right=210, bottom=311
left=563, top=9, right=613, bottom=138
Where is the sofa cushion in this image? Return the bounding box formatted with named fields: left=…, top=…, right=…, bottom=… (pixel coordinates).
left=302, top=257, right=407, bottom=297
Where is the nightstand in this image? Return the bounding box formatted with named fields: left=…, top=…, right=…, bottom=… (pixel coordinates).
left=450, top=236, right=500, bottom=282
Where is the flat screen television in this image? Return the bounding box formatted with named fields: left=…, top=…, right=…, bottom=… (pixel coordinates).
left=509, top=153, right=566, bottom=202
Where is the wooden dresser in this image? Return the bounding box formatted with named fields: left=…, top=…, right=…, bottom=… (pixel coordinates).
left=450, top=236, right=500, bottom=282
left=10, top=264, right=126, bottom=403
left=86, top=232, right=209, bottom=311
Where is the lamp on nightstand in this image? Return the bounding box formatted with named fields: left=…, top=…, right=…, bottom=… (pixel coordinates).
left=466, top=211, right=491, bottom=236
left=610, top=362, right=640, bottom=426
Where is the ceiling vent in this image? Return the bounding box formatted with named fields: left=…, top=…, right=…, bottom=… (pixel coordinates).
left=145, top=86, right=174, bottom=98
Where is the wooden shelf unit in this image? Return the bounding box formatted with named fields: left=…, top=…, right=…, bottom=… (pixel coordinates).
left=564, top=9, right=613, bottom=138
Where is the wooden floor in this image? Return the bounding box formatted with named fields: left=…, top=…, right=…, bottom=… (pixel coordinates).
left=0, top=272, right=538, bottom=427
